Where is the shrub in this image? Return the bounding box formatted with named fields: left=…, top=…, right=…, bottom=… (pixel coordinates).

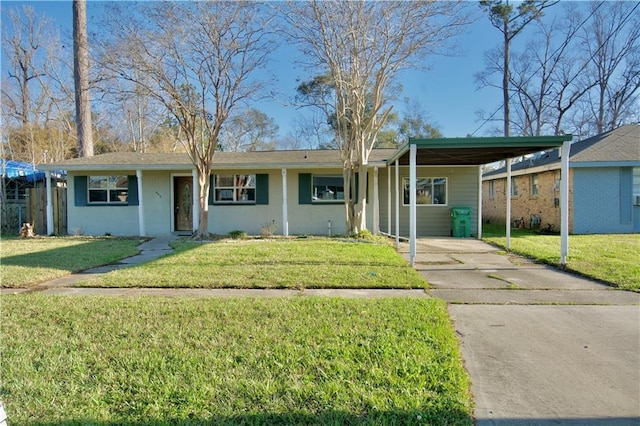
left=260, top=221, right=278, bottom=238
left=227, top=230, right=247, bottom=240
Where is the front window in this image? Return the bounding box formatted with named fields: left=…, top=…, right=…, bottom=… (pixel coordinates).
left=489, top=180, right=495, bottom=198
left=313, top=175, right=344, bottom=202
left=214, top=174, right=255, bottom=203
left=511, top=177, right=518, bottom=197
left=403, top=177, right=447, bottom=205
left=88, top=176, right=128, bottom=204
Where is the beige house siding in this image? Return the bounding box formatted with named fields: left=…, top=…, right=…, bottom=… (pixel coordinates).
left=483, top=169, right=574, bottom=232
left=379, top=166, right=480, bottom=237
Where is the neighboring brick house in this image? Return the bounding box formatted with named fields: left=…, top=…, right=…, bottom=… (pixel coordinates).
left=482, top=124, right=640, bottom=234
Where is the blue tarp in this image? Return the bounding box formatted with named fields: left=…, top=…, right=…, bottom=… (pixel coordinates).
left=0, top=159, right=46, bottom=182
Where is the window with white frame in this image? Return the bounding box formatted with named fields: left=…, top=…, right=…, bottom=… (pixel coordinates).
left=88, top=176, right=128, bottom=203
left=214, top=174, right=255, bottom=203
left=402, top=177, right=447, bottom=205
left=530, top=173, right=539, bottom=196
left=489, top=180, right=495, bottom=198
left=312, top=175, right=344, bottom=202
left=511, top=177, right=518, bottom=196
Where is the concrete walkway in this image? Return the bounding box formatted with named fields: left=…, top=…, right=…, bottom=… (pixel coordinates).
left=400, top=239, right=640, bottom=425
left=4, top=235, right=639, bottom=424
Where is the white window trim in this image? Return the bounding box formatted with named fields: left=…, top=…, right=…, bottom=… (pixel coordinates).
left=402, top=176, right=448, bottom=207
left=87, top=175, right=128, bottom=204
left=312, top=174, right=345, bottom=203
left=213, top=174, right=256, bottom=204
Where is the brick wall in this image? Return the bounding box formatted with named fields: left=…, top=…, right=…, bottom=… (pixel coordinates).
left=483, top=169, right=574, bottom=232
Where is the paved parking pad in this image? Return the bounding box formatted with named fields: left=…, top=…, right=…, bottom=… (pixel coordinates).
left=450, top=305, right=640, bottom=424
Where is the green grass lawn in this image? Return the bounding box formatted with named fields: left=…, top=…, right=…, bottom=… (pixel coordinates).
left=0, top=237, right=142, bottom=288
left=482, top=224, right=640, bottom=290
left=78, top=239, right=427, bottom=289
left=0, top=295, right=473, bottom=425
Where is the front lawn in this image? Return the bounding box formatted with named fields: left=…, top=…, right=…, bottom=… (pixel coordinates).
left=0, top=295, right=473, bottom=425
left=79, top=239, right=427, bottom=289
left=0, top=237, right=142, bottom=288
left=482, top=225, right=640, bottom=290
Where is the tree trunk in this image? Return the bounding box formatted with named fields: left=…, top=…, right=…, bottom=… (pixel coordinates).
left=353, top=163, right=368, bottom=233
left=194, top=162, right=211, bottom=239
left=503, top=28, right=511, bottom=137
left=73, top=0, right=94, bottom=157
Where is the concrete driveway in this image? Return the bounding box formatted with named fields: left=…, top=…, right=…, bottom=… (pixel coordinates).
left=400, top=239, right=640, bottom=425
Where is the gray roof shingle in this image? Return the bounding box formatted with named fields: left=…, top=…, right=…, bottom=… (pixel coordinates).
left=38, top=149, right=397, bottom=171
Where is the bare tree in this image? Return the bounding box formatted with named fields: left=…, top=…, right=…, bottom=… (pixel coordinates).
left=282, top=0, right=471, bottom=233
left=1, top=5, right=76, bottom=163
left=479, top=0, right=558, bottom=136
left=96, top=1, right=272, bottom=238
left=580, top=1, right=640, bottom=135
left=73, top=0, right=93, bottom=157
left=219, top=108, right=279, bottom=152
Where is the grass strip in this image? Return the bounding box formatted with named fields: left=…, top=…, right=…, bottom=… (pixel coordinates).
left=0, top=237, right=142, bottom=288
left=79, top=239, right=427, bottom=289
left=1, top=295, right=473, bottom=425
left=482, top=225, right=640, bottom=290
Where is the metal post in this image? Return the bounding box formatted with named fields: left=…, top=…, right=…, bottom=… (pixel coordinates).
left=136, top=169, right=145, bottom=236
left=506, top=158, right=512, bottom=251
left=373, top=166, right=379, bottom=234
left=560, top=141, right=571, bottom=265
left=45, top=170, right=53, bottom=235
left=409, top=144, right=417, bottom=266
left=395, top=159, right=400, bottom=249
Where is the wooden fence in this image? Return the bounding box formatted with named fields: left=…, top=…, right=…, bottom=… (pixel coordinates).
left=28, top=186, right=67, bottom=235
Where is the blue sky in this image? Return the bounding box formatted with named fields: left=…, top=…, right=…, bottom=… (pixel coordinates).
left=1, top=1, right=533, bottom=139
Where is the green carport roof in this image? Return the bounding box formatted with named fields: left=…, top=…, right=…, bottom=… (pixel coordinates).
left=388, top=135, right=573, bottom=166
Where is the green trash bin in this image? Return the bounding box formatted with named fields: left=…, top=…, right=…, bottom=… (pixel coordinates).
left=451, top=207, right=472, bottom=238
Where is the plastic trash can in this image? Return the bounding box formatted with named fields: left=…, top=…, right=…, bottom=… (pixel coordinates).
left=451, top=207, right=472, bottom=238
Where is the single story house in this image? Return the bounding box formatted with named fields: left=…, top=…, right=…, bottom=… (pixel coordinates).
left=483, top=124, right=640, bottom=234
left=38, top=135, right=573, bottom=264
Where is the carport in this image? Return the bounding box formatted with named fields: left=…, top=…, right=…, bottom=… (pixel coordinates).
left=385, top=135, right=573, bottom=266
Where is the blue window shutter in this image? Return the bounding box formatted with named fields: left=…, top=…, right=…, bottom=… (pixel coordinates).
left=256, top=174, right=269, bottom=205
left=209, top=175, right=215, bottom=205
left=620, top=168, right=632, bottom=224
left=74, top=176, right=87, bottom=206
left=128, top=175, right=139, bottom=206
left=299, top=173, right=312, bottom=204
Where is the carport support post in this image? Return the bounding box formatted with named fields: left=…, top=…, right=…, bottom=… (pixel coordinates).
left=409, top=143, right=417, bottom=266
left=45, top=170, right=53, bottom=235
left=387, top=163, right=391, bottom=234
left=136, top=169, right=145, bottom=237
left=282, top=168, right=289, bottom=236
left=373, top=166, right=379, bottom=234
left=560, top=140, right=571, bottom=265
left=395, top=159, right=400, bottom=249
left=477, top=166, right=483, bottom=239
left=506, top=158, right=512, bottom=251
